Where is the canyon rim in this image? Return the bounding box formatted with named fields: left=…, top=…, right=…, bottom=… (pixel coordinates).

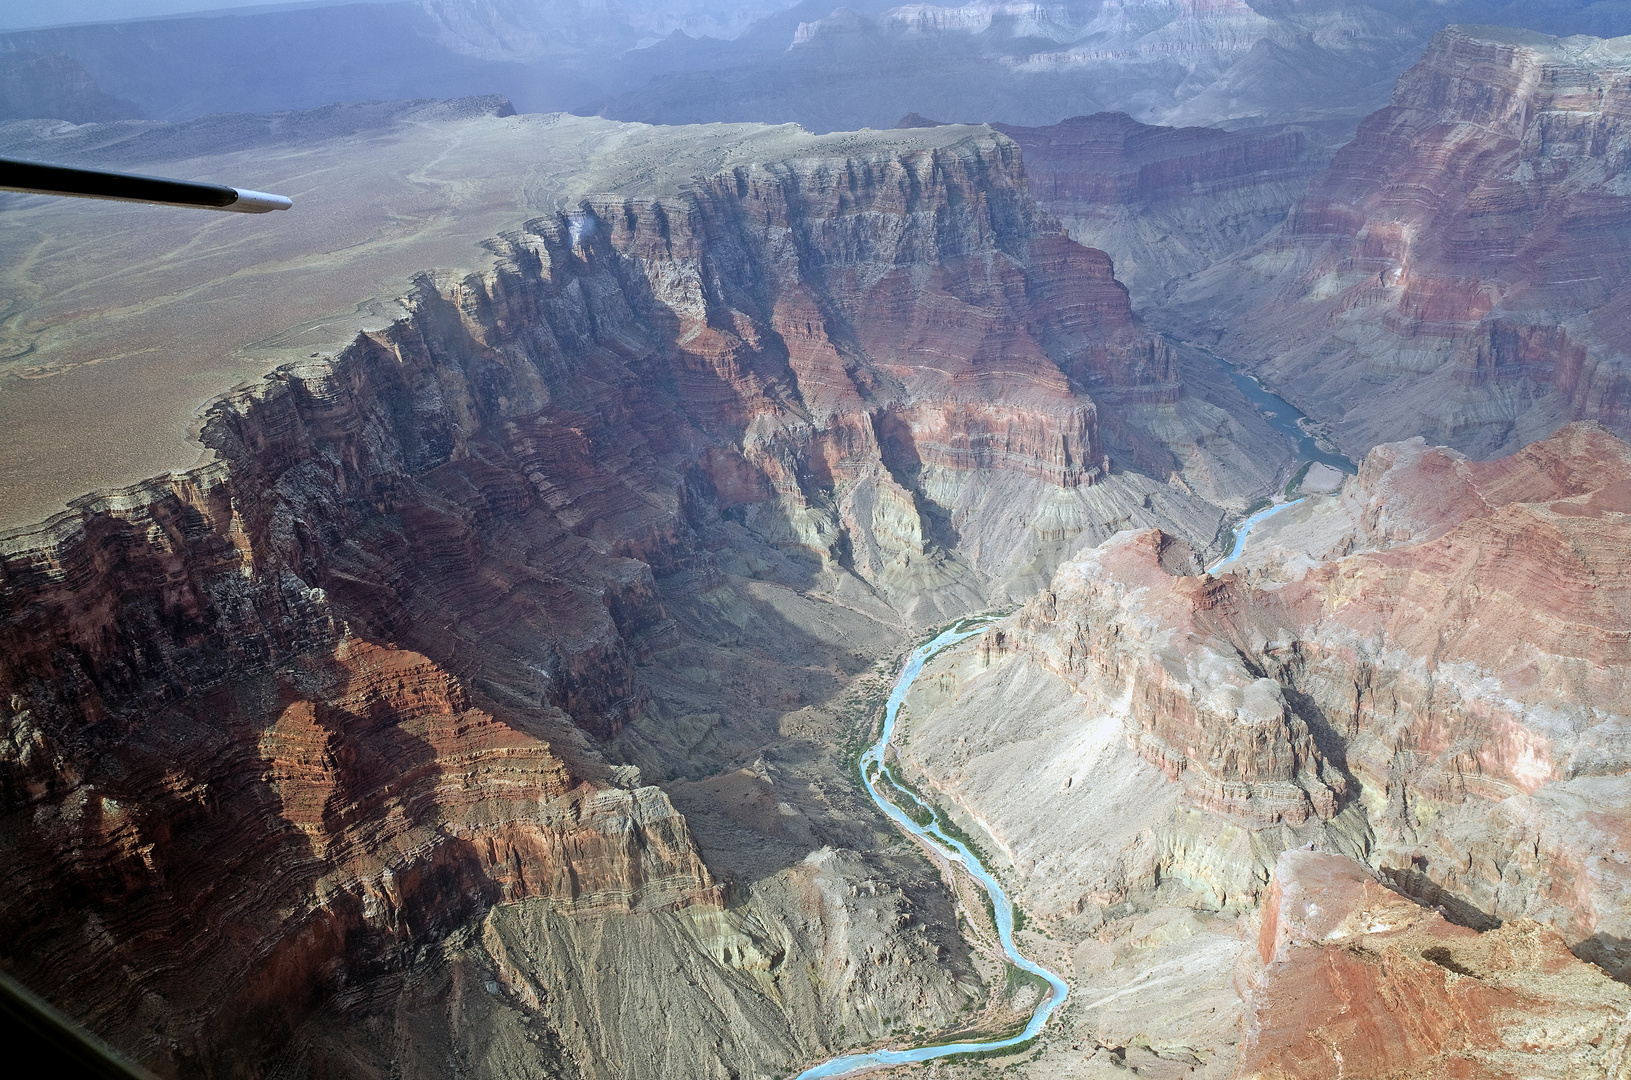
left=3, top=6, right=1631, bottom=1080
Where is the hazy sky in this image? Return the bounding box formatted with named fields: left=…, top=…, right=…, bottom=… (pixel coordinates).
left=0, top=0, right=397, bottom=31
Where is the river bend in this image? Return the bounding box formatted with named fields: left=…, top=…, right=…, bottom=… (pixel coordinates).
left=795, top=624, right=1070, bottom=1078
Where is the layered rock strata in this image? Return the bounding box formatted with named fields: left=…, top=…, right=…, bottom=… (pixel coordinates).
left=565, top=133, right=1265, bottom=608
left=0, top=128, right=1254, bottom=1076
left=994, top=112, right=1339, bottom=303
left=899, top=423, right=1631, bottom=987
left=1168, top=26, right=1631, bottom=458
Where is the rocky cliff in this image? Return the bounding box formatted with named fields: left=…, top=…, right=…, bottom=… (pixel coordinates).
left=994, top=112, right=1340, bottom=303
left=564, top=133, right=1278, bottom=608
left=1238, top=849, right=1631, bottom=1080
left=1166, top=26, right=1631, bottom=459
left=0, top=127, right=1273, bottom=1077
left=898, top=423, right=1631, bottom=991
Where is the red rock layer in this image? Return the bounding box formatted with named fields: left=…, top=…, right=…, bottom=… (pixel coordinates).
left=0, top=455, right=714, bottom=1074
left=1195, top=25, right=1631, bottom=457
left=1237, top=850, right=1631, bottom=1080
left=1005, top=422, right=1631, bottom=976
left=0, top=130, right=1165, bottom=1072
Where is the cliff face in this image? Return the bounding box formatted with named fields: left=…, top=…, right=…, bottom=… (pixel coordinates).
left=0, top=336, right=720, bottom=1074
left=567, top=134, right=1256, bottom=607
left=1169, top=26, right=1631, bottom=458
left=1006, top=531, right=1347, bottom=831
left=899, top=423, right=1631, bottom=984
left=1238, top=850, right=1631, bottom=1080
left=995, top=112, right=1338, bottom=302
left=0, top=130, right=1236, bottom=1076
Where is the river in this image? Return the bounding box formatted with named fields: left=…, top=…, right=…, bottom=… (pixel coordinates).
left=795, top=355, right=1352, bottom=1074
left=1205, top=498, right=1305, bottom=574
left=1211, top=352, right=1354, bottom=473
left=795, top=623, right=1071, bottom=1079
left=1203, top=349, right=1358, bottom=574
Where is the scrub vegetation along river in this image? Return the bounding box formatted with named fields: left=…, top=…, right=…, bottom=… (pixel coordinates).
left=797, top=622, right=1071, bottom=1079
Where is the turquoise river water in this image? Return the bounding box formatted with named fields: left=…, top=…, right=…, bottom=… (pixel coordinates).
left=796, top=355, right=1352, bottom=1074
left=794, top=623, right=1070, bottom=1078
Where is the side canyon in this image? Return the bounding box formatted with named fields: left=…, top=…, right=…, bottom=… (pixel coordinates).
left=1165, top=25, right=1631, bottom=459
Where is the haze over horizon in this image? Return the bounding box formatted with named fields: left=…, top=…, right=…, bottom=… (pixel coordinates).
left=0, top=0, right=386, bottom=31
left=4, top=4, right=1631, bottom=1080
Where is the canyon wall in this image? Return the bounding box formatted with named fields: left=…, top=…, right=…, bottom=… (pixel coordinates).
left=5, top=0, right=1626, bottom=134
left=901, top=423, right=1631, bottom=983
left=594, top=0, right=1606, bottom=133
left=994, top=112, right=1339, bottom=303
left=1167, top=25, right=1631, bottom=459
left=0, top=128, right=1261, bottom=1077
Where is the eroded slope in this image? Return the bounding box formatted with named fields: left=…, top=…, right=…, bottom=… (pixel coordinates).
left=0, top=117, right=1287, bottom=1077
left=894, top=421, right=1631, bottom=1073
left=1166, top=25, right=1631, bottom=458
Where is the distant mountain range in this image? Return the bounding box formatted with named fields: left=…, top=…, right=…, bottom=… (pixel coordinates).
left=3, top=0, right=1628, bottom=129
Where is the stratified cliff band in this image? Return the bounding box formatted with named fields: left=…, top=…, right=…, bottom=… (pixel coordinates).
left=0, top=126, right=1247, bottom=1076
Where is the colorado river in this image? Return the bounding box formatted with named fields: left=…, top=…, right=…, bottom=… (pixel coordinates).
left=1205, top=497, right=1306, bottom=574
left=795, top=623, right=1070, bottom=1079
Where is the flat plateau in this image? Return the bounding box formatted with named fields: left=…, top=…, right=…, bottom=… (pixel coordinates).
left=0, top=103, right=988, bottom=528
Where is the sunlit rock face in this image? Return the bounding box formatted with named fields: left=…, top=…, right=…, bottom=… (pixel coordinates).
left=0, top=126, right=1243, bottom=1077
left=1168, top=25, right=1631, bottom=459
left=899, top=423, right=1631, bottom=982
left=1238, top=849, right=1631, bottom=1080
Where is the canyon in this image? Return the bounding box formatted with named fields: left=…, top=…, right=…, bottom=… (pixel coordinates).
left=5, top=100, right=1265, bottom=532
left=1237, top=849, right=1631, bottom=1080
left=593, top=0, right=1631, bottom=134
left=1164, top=24, right=1631, bottom=460
left=3, top=1, right=1627, bottom=133
left=0, top=103, right=1289, bottom=1076
left=5, top=10, right=1631, bottom=1080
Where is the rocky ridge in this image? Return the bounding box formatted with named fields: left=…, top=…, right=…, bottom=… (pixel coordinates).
left=1165, top=25, right=1631, bottom=459
left=883, top=420, right=1631, bottom=1078
left=898, top=422, right=1631, bottom=987
left=0, top=126, right=1284, bottom=1076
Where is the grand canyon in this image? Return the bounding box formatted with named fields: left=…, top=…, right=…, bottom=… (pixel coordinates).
left=2, top=2, right=1631, bottom=1079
